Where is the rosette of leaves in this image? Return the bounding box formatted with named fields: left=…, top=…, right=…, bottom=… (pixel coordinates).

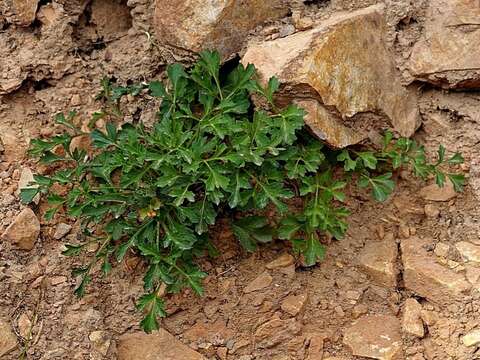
left=21, top=50, right=465, bottom=332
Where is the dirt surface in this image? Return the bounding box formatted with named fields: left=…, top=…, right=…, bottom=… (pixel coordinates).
left=1, top=1, right=480, bottom=359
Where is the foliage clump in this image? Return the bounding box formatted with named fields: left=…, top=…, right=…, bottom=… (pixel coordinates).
left=22, top=51, right=464, bottom=332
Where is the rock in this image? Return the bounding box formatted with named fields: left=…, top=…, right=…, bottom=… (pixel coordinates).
left=8, top=0, right=40, bottom=26
left=17, top=312, right=32, bottom=339
left=307, top=334, right=324, bottom=360
left=244, top=272, right=273, bottom=293
left=183, top=319, right=234, bottom=343
left=118, top=329, right=206, bottom=360
left=402, top=298, right=425, bottom=338
left=462, top=329, right=480, bottom=347
left=401, top=237, right=471, bottom=303
left=216, top=347, right=228, bottom=360
left=89, top=330, right=111, bottom=356
left=50, top=275, right=67, bottom=286
left=465, top=266, right=480, bottom=285
left=0, top=319, right=17, bottom=357
left=424, top=204, right=440, bottom=218
left=1, top=208, right=40, bottom=250
left=53, top=223, right=72, bottom=240
left=154, top=0, right=289, bottom=58
left=36, top=3, right=64, bottom=27
left=419, top=180, right=457, bottom=202
left=243, top=4, right=420, bottom=143
left=455, top=241, right=480, bottom=263
left=352, top=304, right=368, bottom=318
left=266, top=253, right=295, bottom=269
left=281, top=293, right=308, bottom=316
left=434, top=242, right=449, bottom=258
left=17, top=167, right=39, bottom=204
left=294, top=99, right=366, bottom=148
left=407, top=0, right=480, bottom=89
left=358, top=239, right=398, bottom=288
left=343, top=315, right=402, bottom=360
left=70, top=94, right=82, bottom=106
left=254, top=315, right=301, bottom=349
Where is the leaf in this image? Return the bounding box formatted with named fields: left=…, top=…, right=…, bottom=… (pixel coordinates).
left=363, top=173, right=396, bottom=202
left=165, top=223, right=197, bottom=250
left=62, top=244, right=85, bottom=256
left=447, top=173, right=465, bottom=192
left=20, top=187, right=40, bottom=204
left=149, top=81, right=167, bottom=98
left=337, top=150, right=357, bottom=171
left=137, top=293, right=167, bottom=333
left=303, top=236, right=326, bottom=266
left=278, top=215, right=304, bottom=240
left=232, top=216, right=274, bottom=252
left=448, top=152, right=464, bottom=165
left=358, top=152, right=378, bottom=170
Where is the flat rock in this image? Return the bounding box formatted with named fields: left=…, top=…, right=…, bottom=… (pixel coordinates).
left=183, top=319, right=234, bottom=343
left=0, top=319, right=17, bottom=357
left=343, top=315, right=402, bottom=360
left=419, top=180, right=457, bottom=202
left=401, top=237, right=471, bottom=303
left=53, top=223, right=72, bottom=240
left=254, top=315, right=301, bottom=349
left=243, top=4, right=420, bottom=144
left=244, top=272, right=272, bottom=293
left=118, top=329, right=206, bottom=360
left=154, top=0, right=289, bottom=58
left=462, top=329, right=480, bottom=347
left=358, top=239, right=398, bottom=288
left=281, top=293, right=308, bottom=316
left=408, top=0, right=480, bottom=89
left=402, top=298, right=425, bottom=338
left=307, top=334, right=324, bottom=360
left=266, top=253, right=295, bottom=270
left=1, top=208, right=40, bottom=250
left=455, top=241, right=480, bottom=263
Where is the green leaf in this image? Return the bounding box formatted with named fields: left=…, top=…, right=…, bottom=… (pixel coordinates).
left=232, top=216, right=274, bottom=252
left=447, top=173, right=465, bottom=192
left=137, top=293, right=167, bottom=333
left=20, top=187, right=40, bottom=204
left=62, top=244, right=85, bottom=256
left=149, top=81, right=167, bottom=98
left=303, top=236, right=326, bottom=266
left=278, top=215, right=304, bottom=240
left=165, top=223, right=197, bottom=250
left=363, top=173, right=396, bottom=202
left=337, top=150, right=357, bottom=171
left=448, top=152, right=464, bottom=165
left=358, top=152, right=378, bottom=170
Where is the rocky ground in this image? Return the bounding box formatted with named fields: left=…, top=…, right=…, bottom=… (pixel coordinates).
left=1, top=0, right=480, bottom=359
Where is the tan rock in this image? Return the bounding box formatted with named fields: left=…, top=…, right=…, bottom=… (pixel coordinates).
left=434, top=242, right=449, bottom=258
left=154, top=0, right=289, bottom=58
left=465, top=265, right=480, bottom=285
left=89, top=330, right=111, bottom=356
left=294, top=99, right=366, bottom=148
left=254, top=315, right=301, bottom=349
left=408, top=0, right=480, bottom=89
left=244, top=271, right=273, bottom=293
left=420, top=309, right=439, bottom=327
left=9, top=0, right=40, bottom=26
left=462, top=329, right=480, bottom=347
left=281, top=293, right=308, bottom=316
left=2, top=208, right=40, bottom=250
left=0, top=319, right=17, bottom=357
left=456, top=241, right=480, bottom=263
left=183, top=319, right=234, bottom=343
left=402, top=298, right=424, bottom=338
left=243, top=4, right=420, bottom=142
left=358, top=239, right=398, bottom=288
left=307, top=334, right=324, bottom=360
left=352, top=304, right=368, bottom=318
left=17, top=167, right=39, bottom=204
left=424, top=204, right=440, bottom=218
left=419, top=180, right=457, bottom=202
left=36, top=3, right=63, bottom=27
left=343, top=315, right=402, bottom=360
left=401, top=237, right=471, bottom=303
left=53, top=223, right=72, bottom=240
left=118, top=329, right=206, bottom=360
left=17, top=312, right=31, bottom=339
left=266, top=253, right=295, bottom=269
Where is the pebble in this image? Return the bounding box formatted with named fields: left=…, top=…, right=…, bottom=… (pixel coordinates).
left=281, top=293, right=308, bottom=316
left=53, top=223, right=72, bottom=240
left=243, top=272, right=273, bottom=293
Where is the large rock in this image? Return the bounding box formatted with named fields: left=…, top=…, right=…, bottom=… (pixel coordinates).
left=358, top=239, right=398, bottom=288
left=118, top=329, right=206, bottom=360
left=1, top=208, right=40, bottom=250
left=154, top=0, right=289, bottom=58
left=0, top=319, right=17, bottom=357
left=343, top=315, right=403, bottom=360
left=243, top=4, right=420, bottom=146
left=402, top=298, right=425, bottom=338
left=408, top=0, right=480, bottom=89
left=401, top=237, right=471, bottom=303
left=4, top=0, right=40, bottom=26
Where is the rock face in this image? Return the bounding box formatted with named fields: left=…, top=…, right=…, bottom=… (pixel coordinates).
left=401, top=237, right=471, bottom=303
left=0, top=319, right=17, bottom=357
left=402, top=298, right=425, bottom=338
left=244, top=272, right=273, bottom=293
left=343, top=315, right=403, bottom=360
left=408, top=0, right=480, bottom=89
left=1, top=208, right=40, bottom=250
left=154, top=0, right=289, bottom=58
left=118, top=329, right=206, bottom=360
left=295, top=99, right=366, bottom=148
left=358, top=239, right=398, bottom=288
left=243, top=4, right=420, bottom=146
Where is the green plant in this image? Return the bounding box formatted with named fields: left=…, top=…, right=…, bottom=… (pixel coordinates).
left=21, top=51, right=465, bottom=332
